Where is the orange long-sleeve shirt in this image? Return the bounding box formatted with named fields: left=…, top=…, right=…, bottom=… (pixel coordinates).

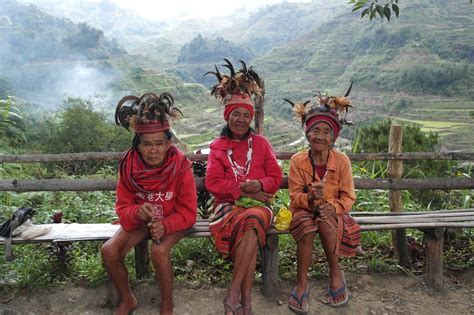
left=288, top=150, right=356, bottom=215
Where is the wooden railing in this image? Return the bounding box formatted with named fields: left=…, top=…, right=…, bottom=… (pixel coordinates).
left=1, top=124, right=473, bottom=269
left=1, top=152, right=473, bottom=192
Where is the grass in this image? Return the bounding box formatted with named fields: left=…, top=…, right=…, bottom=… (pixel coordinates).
left=0, top=144, right=472, bottom=292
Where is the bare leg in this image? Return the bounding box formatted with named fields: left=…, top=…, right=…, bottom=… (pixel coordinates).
left=150, top=231, right=184, bottom=315
left=240, top=230, right=258, bottom=315
left=225, top=230, right=259, bottom=315
left=289, top=232, right=316, bottom=310
left=318, top=221, right=345, bottom=304
left=101, top=225, right=149, bottom=315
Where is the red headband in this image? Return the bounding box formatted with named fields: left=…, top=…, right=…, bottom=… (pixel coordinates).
left=305, top=114, right=341, bottom=139
left=133, top=119, right=170, bottom=134
left=223, top=93, right=255, bottom=121
left=223, top=104, right=254, bottom=121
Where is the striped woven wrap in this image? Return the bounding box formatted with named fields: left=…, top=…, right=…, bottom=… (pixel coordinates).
left=209, top=203, right=273, bottom=261
left=289, top=209, right=360, bottom=257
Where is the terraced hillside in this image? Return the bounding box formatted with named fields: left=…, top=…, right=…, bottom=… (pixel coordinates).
left=254, top=0, right=474, bottom=151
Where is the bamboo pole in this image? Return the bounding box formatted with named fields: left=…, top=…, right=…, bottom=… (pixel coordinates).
left=1, top=177, right=473, bottom=192
left=2, top=151, right=473, bottom=164
left=351, top=209, right=474, bottom=216
left=355, top=216, right=474, bottom=224
left=359, top=223, right=474, bottom=230
left=388, top=124, right=410, bottom=266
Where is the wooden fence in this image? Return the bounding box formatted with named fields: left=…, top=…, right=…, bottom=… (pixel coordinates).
left=1, top=124, right=474, bottom=267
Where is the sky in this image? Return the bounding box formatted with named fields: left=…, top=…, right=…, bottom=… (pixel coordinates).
left=111, top=0, right=310, bottom=21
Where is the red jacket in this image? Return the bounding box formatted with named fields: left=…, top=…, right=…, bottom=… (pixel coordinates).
left=205, top=133, right=283, bottom=204
left=115, top=165, right=197, bottom=234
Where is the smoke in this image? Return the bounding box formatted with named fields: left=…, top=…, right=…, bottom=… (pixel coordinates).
left=54, top=63, right=118, bottom=108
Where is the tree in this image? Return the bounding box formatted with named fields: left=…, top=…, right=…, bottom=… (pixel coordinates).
left=0, top=98, right=26, bottom=146
left=31, top=97, right=131, bottom=174
left=353, top=119, right=457, bottom=209
left=349, top=0, right=472, bottom=22
left=0, top=77, right=14, bottom=99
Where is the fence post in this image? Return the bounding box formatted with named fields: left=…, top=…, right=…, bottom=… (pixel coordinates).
left=254, top=95, right=264, bottom=135
left=388, top=124, right=410, bottom=266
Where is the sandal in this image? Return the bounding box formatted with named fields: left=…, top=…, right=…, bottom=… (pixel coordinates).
left=288, top=287, right=309, bottom=314
left=223, top=298, right=242, bottom=315
left=321, top=278, right=349, bottom=308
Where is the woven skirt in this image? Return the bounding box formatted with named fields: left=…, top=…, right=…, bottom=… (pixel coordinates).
left=289, top=209, right=360, bottom=257
left=209, top=203, right=273, bottom=261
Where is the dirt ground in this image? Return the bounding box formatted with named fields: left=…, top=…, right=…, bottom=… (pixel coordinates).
left=1, top=269, right=473, bottom=315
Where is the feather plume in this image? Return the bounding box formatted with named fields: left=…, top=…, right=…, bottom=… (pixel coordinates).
left=284, top=99, right=311, bottom=127
left=314, top=82, right=355, bottom=125
left=207, top=59, right=264, bottom=105
left=115, top=92, right=182, bottom=131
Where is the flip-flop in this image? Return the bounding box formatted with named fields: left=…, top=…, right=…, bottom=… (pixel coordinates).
left=288, top=287, right=309, bottom=314
left=223, top=298, right=242, bottom=315
left=320, top=278, right=350, bottom=308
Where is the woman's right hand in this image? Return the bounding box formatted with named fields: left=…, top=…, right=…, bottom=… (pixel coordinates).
left=138, top=203, right=154, bottom=222
left=242, top=191, right=273, bottom=203
left=308, top=183, right=325, bottom=204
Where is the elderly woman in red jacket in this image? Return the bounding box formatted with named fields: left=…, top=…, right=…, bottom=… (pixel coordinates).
left=101, top=93, right=197, bottom=315
left=205, top=60, right=283, bottom=315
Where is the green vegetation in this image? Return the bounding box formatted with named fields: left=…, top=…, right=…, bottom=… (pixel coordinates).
left=1, top=118, right=472, bottom=293
left=177, top=35, right=253, bottom=64
left=0, top=0, right=472, bottom=292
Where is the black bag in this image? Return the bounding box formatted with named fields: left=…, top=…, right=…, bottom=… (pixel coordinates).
left=0, top=206, right=36, bottom=261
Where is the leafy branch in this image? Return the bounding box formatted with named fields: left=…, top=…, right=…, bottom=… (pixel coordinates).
left=349, top=0, right=472, bottom=22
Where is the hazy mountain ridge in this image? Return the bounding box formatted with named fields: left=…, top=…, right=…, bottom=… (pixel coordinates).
left=16, top=0, right=166, bottom=49
left=2, top=0, right=473, bottom=151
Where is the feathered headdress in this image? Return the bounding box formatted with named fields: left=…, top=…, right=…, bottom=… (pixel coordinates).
left=205, top=59, right=264, bottom=120
left=115, top=92, right=183, bottom=134
left=284, top=82, right=354, bottom=138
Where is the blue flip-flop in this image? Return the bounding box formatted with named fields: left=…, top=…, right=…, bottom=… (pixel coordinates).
left=321, top=279, right=349, bottom=308
left=288, top=287, right=309, bottom=314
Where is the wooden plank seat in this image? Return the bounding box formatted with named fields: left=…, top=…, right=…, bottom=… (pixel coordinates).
left=1, top=208, right=473, bottom=296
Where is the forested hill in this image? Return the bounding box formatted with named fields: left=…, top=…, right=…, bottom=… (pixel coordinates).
left=253, top=0, right=473, bottom=150
left=0, top=0, right=124, bottom=103
left=2, top=0, right=473, bottom=151
left=0, top=0, right=212, bottom=112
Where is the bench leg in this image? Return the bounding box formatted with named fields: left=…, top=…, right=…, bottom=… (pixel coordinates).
left=107, top=280, right=120, bottom=307
left=424, top=228, right=444, bottom=288
left=262, top=234, right=279, bottom=298
left=134, top=240, right=150, bottom=279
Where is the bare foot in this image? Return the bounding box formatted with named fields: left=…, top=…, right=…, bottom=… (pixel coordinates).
left=241, top=303, right=252, bottom=315
left=224, top=291, right=242, bottom=315
left=114, top=295, right=138, bottom=315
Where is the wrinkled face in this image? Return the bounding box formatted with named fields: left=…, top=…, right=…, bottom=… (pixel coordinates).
left=228, top=107, right=252, bottom=139
left=306, top=121, right=334, bottom=152
left=137, top=132, right=171, bottom=167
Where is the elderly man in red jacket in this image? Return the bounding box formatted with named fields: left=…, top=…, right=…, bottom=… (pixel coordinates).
left=101, top=92, right=197, bottom=315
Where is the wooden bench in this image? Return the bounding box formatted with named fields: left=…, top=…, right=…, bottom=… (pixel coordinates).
left=2, top=208, right=473, bottom=297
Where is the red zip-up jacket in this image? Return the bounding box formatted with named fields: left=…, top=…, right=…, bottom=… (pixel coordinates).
left=205, top=133, right=283, bottom=204
left=115, top=166, right=197, bottom=234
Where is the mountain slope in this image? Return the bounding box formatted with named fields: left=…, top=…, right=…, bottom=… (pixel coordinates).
left=254, top=0, right=474, bottom=150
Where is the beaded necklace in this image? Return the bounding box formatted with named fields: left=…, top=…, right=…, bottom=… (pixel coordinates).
left=227, top=137, right=253, bottom=182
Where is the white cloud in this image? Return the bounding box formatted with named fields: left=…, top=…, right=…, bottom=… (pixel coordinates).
left=112, top=0, right=309, bottom=21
